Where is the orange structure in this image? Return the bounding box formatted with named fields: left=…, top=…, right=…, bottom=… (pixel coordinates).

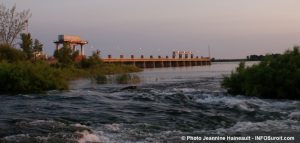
left=54, top=35, right=88, bottom=56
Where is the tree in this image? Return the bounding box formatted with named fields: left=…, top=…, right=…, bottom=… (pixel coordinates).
left=20, top=33, right=33, bottom=59
left=33, top=39, right=43, bottom=53
left=0, top=4, right=31, bottom=46
left=19, top=33, right=44, bottom=60
left=54, top=43, right=79, bottom=66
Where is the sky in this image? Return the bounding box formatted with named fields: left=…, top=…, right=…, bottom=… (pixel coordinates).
left=2, top=0, right=300, bottom=58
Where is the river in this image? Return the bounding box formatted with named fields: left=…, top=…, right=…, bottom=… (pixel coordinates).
left=0, top=62, right=299, bottom=143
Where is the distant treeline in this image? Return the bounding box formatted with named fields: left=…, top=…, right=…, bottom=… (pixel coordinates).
left=211, top=58, right=246, bottom=62
left=246, top=54, right=281, bottom=61
left=211, top=54, right=281, bottom=62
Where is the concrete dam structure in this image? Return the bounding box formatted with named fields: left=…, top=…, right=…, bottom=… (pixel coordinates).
left=103, top=53, right=211, bottom=68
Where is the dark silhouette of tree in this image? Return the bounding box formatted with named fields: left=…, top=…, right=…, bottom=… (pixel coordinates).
left=20, top=33, right=33, bottom=59
left=0, top=4, right=31, bottom=46
left=33, top=39, right=43, bottom=53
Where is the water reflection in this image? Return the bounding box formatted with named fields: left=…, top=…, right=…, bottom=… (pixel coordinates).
left=137, top=62, right=256, bottom=84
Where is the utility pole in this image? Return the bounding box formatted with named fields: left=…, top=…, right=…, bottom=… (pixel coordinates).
left=25, top=20, right=29, bottom=34
left=208, top=45, right=211, bottom=59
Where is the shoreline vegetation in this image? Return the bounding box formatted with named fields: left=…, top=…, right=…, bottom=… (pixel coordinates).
left=222, top=47, right=300, bottom=100
left=0, top=4, right=141, bottom=94
left=0, top=44, right=142, bottom=94
left=1, top=4, right=298, bottom=100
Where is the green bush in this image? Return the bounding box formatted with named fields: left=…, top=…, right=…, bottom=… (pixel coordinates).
left=0, top=44, right=27, bottom=62
left=0, top=62, right=68, bottom=94
left=222, top=47, right=300, bottom=99
left=87, top=63, right=142, bottom=84
left=86, top=63, right=141, bottom=75
left=79, top=52, right=103, bottom=69
left=115, top=74, right=141, bottom=84
left=0, top=61, right=142, bottom=94
left=116, top=74, right=131, bottom=84
left=0, top=43, right=142, bottom=93
left=130, top=74, right=141, bottom=84
left=93, top=74, right=107, bottom=84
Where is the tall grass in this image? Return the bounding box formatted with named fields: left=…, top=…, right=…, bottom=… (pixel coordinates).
left=0, top=61, right=68, bottom=93
left=0, top=42, right=142, bottom=94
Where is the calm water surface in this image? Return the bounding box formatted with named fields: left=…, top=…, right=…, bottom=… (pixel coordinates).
left=0, top=62, right=299, bottom=143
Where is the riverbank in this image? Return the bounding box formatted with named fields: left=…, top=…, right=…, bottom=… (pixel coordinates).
left=0, top=61, right=142, bottom=94
left=1, top=63, right=299, bottom=143
left=222, top=47, right=300, bottom=100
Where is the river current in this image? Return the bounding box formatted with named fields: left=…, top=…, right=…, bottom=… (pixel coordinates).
left=0, top=62, right=299, bottom=143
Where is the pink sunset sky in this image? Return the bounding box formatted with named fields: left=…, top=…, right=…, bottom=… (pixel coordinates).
left=3, top=0, right=300, bottom=58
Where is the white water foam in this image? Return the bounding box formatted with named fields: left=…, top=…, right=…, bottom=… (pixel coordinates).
left=3, top=134, right=29, bottom=142
left=104, top=123, right=121, bottom=132
left=289, top=112, right=300, bottom=120
left=172, top=88, right=197, bottom=93
left=195, top=95, right=258, bottom=112
left=77, top=130, right=108, bottom=143
left=28, top=119, right=64, bottom=125
left=215, top=120, right=300, bottom=134
left=73, top=123, right=88, bottom=128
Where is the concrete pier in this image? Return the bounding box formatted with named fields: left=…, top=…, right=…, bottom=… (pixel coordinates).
left=103, top=56, right=211, bottom=68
